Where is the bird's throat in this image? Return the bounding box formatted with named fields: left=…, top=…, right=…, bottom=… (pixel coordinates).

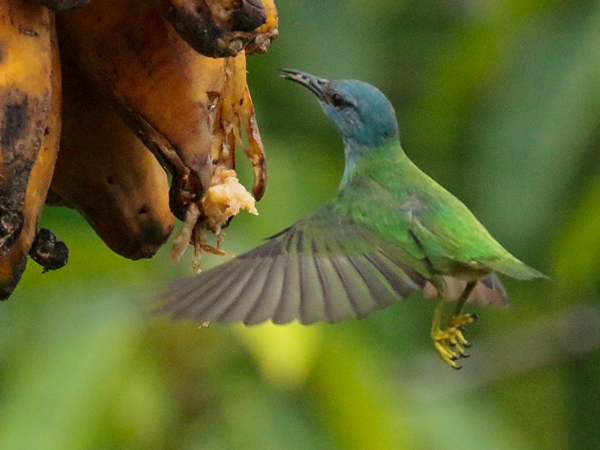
left=339, top=138, right=405, bottom=190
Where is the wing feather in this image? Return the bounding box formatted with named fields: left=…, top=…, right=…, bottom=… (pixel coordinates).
left=183, top=260, right=254, bottom=320
left=310, top=230, right=362, bottom=322
left=159, top=208, right=428, bottom=325
left=345, top=253, right=398, bottom=308
left=271, top=252, right=301, bottom=324
left=216, top=236, right=287, bottom=322
left=212, top=260, right=271, bottom=322
left=298, top=253, right=326, bottom=324
left=165, top=260, right=245, bottom=318
left=244, top=255, right=287, bottom=325
left=363, top=251, right=424, bottom=297
left=328, top=255, right=372, bottom=318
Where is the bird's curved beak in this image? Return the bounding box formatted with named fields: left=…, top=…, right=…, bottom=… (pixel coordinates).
left=280, top=69, right=328, bottom=102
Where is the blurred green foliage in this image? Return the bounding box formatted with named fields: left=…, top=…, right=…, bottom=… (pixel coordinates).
left=2, top=0, right=600, bottom=448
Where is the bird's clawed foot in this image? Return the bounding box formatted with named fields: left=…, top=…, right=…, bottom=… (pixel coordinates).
left=432, top=313, right=477, bottom=369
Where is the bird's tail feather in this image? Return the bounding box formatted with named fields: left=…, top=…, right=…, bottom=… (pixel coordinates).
left=490, top=259, right=548, bottom=281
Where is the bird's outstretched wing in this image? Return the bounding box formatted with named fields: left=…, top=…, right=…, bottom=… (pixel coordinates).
left=159, top=208, right=428, bottom=325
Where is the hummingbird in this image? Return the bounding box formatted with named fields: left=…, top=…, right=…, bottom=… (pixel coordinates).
left=160, top=69, right=546, bottom=368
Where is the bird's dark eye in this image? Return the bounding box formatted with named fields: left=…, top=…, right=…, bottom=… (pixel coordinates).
left=331, top=93, right=348, bottom=108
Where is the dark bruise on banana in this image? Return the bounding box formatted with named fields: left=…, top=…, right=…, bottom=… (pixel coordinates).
left=0, top=89, right=47, bottom=253
left=151, top=0, right=278, bottom=58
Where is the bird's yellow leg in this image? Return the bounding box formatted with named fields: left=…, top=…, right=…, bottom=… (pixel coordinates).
left=452, top=280, right=477, bottom=319
left=431, top=281, right=478, bottom=369
left=447, top=280, right=478, bottom=352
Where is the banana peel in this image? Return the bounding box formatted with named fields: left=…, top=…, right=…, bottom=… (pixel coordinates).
left=49, top=47, right=175, bottom=260
left=0, top=0, right=61, bottom=299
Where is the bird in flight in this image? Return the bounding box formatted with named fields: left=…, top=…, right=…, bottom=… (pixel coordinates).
left=159, top=69, right=546, bottom=369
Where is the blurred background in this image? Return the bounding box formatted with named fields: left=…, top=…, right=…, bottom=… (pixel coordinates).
left=2, top=0, right=600, bottom=448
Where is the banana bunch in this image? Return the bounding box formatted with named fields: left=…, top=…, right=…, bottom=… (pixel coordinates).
left=0, top=0, right=277, bottom=300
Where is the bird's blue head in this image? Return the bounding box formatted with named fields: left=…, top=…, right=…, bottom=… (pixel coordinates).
left=281, top=69, right=400, bottom=151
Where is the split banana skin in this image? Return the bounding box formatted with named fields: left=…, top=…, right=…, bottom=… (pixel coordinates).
left=0, top=0, right=277, bottom=299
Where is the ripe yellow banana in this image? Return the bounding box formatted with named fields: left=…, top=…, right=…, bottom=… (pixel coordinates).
left=49, top=48, right=175, bottom=260
left=58, top=0, right=267, bottom=263
left=0, top=0, right=61, bottom=299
